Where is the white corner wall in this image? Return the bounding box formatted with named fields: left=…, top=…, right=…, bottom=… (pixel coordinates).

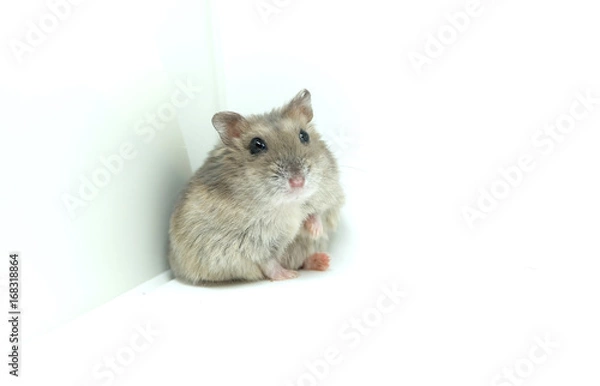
left=0, top=0, right=221, bottom=338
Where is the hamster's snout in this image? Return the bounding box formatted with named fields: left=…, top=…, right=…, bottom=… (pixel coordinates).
left=286, top=161, right=307, bottom=188
left=289, top=175, right=305, bottom=188
left=269, top=153, right=317, bottom=202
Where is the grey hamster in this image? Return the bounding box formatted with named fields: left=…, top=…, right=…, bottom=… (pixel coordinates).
left=168, top=89, right=345, bottom=284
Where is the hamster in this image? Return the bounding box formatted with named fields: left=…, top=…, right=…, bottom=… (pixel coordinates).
left=168, top=89, right=345, bottom=284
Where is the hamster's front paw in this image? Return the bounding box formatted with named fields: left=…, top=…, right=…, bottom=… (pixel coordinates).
left=304, top=214, right=323, bottom=239
left=302, top=252, right=330, bottom=271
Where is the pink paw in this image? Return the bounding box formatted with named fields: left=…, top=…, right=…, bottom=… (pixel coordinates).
left=261, top=259, right=299, bottom=281
left=303, top=253, right=330, bottom=271
left=268, top=268, right=299, bottom=281
left=304, top=214, right=323, bottom=239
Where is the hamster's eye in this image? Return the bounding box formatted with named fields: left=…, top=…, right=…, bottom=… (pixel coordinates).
left=249, top=137, right=268, bottom=154
left=299, top=129, right=310, bottom=144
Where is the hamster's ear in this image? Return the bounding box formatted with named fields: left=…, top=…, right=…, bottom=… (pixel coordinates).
left=283, top=89, right=313, bottom=122
left=212, top=111, right=248, bottom=146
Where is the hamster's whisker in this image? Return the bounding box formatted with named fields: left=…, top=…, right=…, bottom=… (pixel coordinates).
left=339, top=164, right=368, bottom=173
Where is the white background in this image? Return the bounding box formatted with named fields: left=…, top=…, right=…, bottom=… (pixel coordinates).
left=2, top=0, right=600, bottom=385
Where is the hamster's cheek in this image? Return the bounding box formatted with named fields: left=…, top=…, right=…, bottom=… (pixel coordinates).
left=304, top=179, right=320, bottom=200
left=267, top=176, right=290, bottom=201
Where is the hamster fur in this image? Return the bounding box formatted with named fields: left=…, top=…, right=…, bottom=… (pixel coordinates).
left=168, top=89, right=345, bottom=284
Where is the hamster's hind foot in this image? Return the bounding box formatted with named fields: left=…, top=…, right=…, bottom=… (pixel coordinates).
left=304, top=214, right=323, bottom=239
left=268, top=267, right=299, bottom=281
left=260, top=259, right=299, bottom=281
left=302, top=253, right=330, bottom=271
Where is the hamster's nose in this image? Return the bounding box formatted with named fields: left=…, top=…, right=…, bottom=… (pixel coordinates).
left=289, top=175, right=305, bottom=188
